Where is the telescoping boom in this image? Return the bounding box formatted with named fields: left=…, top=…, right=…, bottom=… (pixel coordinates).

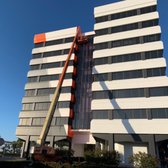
left=36, top=26, right=88, bottom=147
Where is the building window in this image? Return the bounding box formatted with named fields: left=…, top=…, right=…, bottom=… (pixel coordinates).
left=55, top=117, right=69, bottom=125
left=112, top=70, right=143, bottom=80
left=30, top=64, right=40, bottom=70
left=39, top=75, right=59, bottom=82
left=32, top=118, right=45, bottom=126
left=36, top=87, right=72, bottom=96
left=45, top=39, right=63, bottom=46
left=57, top=101, right=70, bottom=108
left=27, top=77, right=38, bottom=83
left=92, top=110, right=109, bottom=119
left=147, top=67, right=165, bottom=77
left=149, top=87, right=168, bottom=97
left=151, top=109, right=168, bottom=118
left=19, top=118, right=31, bottom=126
left=34, top=42, right=44, bottom=48
left=34, top=102, right=50, bottom=110
left=32, top=53, right=42, bottom=59
left=22, top=103, right=34, bottom=111
left=37, top=88, right=55, bottom=96
left=25, top=89, right=36, bottom=97
left=140, top=5, right=157, bottom=14
left=92, top=88, right=145, bottom=99
left=41, top=60, right=73, bottom=69
left=113, top=109, right=147, bottom=119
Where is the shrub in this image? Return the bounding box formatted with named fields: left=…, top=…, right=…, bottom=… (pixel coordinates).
left=129, top=152, right=159, bottom=168
left=84, top=149, right=120, bottom=166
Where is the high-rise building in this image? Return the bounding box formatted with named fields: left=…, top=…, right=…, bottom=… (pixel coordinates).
left=16, top=0, right=168, bottom=164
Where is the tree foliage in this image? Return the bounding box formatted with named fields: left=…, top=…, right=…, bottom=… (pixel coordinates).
left=129, top=152, right=159, bottom=168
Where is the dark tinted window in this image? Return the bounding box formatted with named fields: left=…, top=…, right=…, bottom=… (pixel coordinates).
left=113, top=109, right=147, bottom=119
left=45, top=39, right=63, bottom=46
left=92, top=110, right=109, bottom=119
left=25, top=89, right=35, bottom=96
left=95, top=28, right=109, bottom=36
left=151, top=109, right=168, bottom=118
left=150, top=87, right=168, bottom=97
left=57, top=101, right=70, bottom=108
left=112, top=70, right=143, bottom=80
left=147, top=68, right=165, bottom=77
left=27, top=77, right=38, bottom=83
left=95, top=42, right=108, bottom=50
left=35, top=102, right=50, bottom=110
left=93, top=73, right=108, bottom=82
left=39, top=75, right=59, bottom=81
left=140, top=5, right=157, bottom=14
left=42, top=49, right=70, bottom=58
left=41, top=60, right=73, bottom=69
left=32, top=53, right=42, bottom=59
left=92, top=88, right=144, bottom=99
left=34, top=42, right=44, bottom=48
left=143, top=34, right=160, bottom=43
left=142, top=19, right=158, bottom=28
left=56, top=117, right=69, bottom=125
left=30, top=64, right=40, bottom=70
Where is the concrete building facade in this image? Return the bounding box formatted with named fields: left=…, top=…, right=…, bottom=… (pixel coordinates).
left=16, top=0, right=168, bottom=164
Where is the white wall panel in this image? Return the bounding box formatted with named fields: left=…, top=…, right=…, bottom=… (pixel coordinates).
left=45, top=27, right=77, bottom=41
left=19, top=108, right=70, bottom=118
left=91, top=97, right=168, bottom=110
left=27, top=66, right=74, bottom=77
left=32, top=43, right=72, bottom=54
left=93, top=41, right=163, bottom=59
left=91, top=119, right=168, bottom=134
left=92, top=76, right=168, bottom=91
left=94, top=0, right=156, bottom=17
left=92, top=58, right=166, bottom=74
left=25, top=79, right=73, bottom=90
left=22, top=93, right=71, bottom=103
left=30, top=54, right=75, bottom=65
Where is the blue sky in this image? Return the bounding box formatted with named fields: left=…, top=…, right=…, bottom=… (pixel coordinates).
left=0, top=0, right=168, bottom=141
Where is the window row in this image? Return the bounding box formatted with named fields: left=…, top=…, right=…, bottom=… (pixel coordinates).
left=92, top=86, right=168, bottom=99
left=94, top=34, right=161, bottom=50
left=19, top=117, right=69, bottom=126
left=24, top=87, right=72, bottom=97
left=94, top=50, right=163, bottom=66
left=22, top=101, right=71, bottom=111
left=92, top=108, right=168, bottom=119
left=95, top=5, right=157, bottom=23
left=32, top=49, right=70, bottom=59
left=32, top=117, right=69, bottom=126
left=30, top=60, right=74, bottom=70
left=93, top=68, right=165, bottom=81
left=95, top=19, right=158, bottom=36
left=37, top=87, right=72, bottom=96
left=34, top=37, right=74, bottom=48
left=27, top=73, right=73, bottom=83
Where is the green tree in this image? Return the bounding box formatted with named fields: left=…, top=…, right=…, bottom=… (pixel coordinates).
left=12, top=139, right=22, bottom=154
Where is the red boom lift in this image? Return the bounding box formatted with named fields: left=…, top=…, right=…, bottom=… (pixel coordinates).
left=30, top=27, right=88, bottom=162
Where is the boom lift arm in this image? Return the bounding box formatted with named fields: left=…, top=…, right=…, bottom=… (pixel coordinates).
left=36, top=27, right=87, bottom=146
